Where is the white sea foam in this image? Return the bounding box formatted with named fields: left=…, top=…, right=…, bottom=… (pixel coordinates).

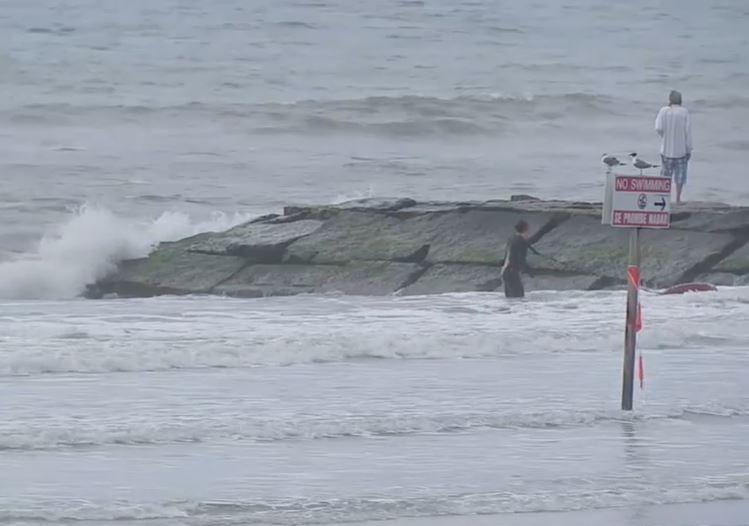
left=0, top=207, right=252, bottom=300
left=1, top=290, right=747, bottom=524
left=1, top=288, right=747, bottom=375
left=1, top=483, right=747, bottom=524
left=2, top=404, right=747, bottom=451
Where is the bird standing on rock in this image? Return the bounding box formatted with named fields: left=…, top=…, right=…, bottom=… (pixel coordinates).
left=629, top=153, right=659, bottom=175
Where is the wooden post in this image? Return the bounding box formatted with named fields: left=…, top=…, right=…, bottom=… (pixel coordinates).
left=622, top=228, right=640, bottom=411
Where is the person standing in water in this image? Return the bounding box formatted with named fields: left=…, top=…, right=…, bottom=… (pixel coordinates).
left=501, top=220, right=543, bottom=298
left=655, top=90, right=693, bottom=204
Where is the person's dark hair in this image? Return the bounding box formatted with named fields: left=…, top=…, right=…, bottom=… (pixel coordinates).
left=514, top=219, right=529, bottom=233
left=669, top=90, right=682, bottom=105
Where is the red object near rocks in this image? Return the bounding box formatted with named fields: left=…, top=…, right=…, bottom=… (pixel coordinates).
left=661, top=282, right=718, bottom=295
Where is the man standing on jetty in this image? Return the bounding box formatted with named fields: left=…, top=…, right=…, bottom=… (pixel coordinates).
left=501, top=220, right=543, bottom=298
left=655, top=90, right=693, bottom=204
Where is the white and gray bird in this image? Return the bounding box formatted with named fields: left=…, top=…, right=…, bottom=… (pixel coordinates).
left=629, top=152, right=659, bottom=175
left=601, top=153, right=625, bottom=173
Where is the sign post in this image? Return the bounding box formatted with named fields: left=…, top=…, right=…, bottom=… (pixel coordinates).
left=606, top=174, right=671, bottom=410
left=622, top=229, right=640, bottom=411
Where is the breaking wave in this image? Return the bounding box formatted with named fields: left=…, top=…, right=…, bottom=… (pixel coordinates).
left=0, top=207, right=252, bottom=300
left=1, top=287, right=747, bottom=374
left=0, top=328, right=614, bottom=375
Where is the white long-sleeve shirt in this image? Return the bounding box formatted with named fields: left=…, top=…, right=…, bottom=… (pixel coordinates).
left=654, top=105, right=692, bottom=158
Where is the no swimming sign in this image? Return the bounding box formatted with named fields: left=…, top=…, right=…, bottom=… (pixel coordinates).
left=603, top=174, right=672, bottom=229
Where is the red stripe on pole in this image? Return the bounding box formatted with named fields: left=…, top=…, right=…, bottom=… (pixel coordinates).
left=635, top=302, right=643, bottom=332
left=627, top=266, right=640, bottom=290
left=638, top=354, right=644, bottom=389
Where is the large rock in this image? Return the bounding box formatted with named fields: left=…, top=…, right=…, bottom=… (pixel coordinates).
left=213, top=262, right=422, bottom=297
left=422, top=210, right=564, bottom=265
left=394, top=199, right=599, bottom=218
left=696, top=272, right=745, bottom=287
left=671, top=207, right=749, bottom=233
left=482, top=199, right=601, bottom=216
left=89, top=198, right=749, bottom=299
left=96, top=241, right=246, bottom=297
left=285, top=209, right=563, bottom=265
left=283, top=197, right=417, bottom=217
left=284, top=211, right=427, bottom=264
left=399, top=264, right=503, bottom=295
left=712, top=242, right=749, bottom=273
left=399, top=263, right=603, bottom=296
left=531, top=215, right=738, bottom=287
left=523, top=273, right=608, bottom=291
left=188, top=219, right=322, bottom=261
left=394, top=200, right=486, bottom=216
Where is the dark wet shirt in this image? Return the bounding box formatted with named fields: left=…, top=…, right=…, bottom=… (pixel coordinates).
left=504, top=233, right=530, bottom=272
left=503, top=232, right=542, bottom=273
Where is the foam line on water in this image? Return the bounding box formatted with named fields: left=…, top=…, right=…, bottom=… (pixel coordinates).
left=1, top=405, right=747, bottom=451
left=1, top=288, right=748, bottom=375
left=1, top=482, right=747, bottom=524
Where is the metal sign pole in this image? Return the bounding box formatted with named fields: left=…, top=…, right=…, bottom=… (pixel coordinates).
left=622, top=227, right=640, bottom=410
left=608, top=173, right=670, bottom=410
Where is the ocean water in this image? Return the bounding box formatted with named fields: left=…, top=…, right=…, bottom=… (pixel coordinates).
left=1, top=0, right=749, bottom=524
left=1, top=290, right=749, bottom=524
left=2, top=0, right=749, bottom=260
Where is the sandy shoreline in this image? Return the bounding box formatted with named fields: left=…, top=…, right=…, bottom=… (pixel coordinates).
left=341, top=500, right=749, bottom=526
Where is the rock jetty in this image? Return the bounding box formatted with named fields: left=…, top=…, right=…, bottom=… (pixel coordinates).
left=89, top=197, right=749, bottom=298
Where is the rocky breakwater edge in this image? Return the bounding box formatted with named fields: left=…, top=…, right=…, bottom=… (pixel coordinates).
left=89, top=197, right=749, bottom=299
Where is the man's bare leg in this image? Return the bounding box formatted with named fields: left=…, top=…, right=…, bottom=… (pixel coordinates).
left=676, top=183, right=683, bottom=204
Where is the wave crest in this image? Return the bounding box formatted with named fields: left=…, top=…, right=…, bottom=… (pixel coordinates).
left=1, top=405, right=745, bottom=451
left=0, top=207, right=252, bottom=300
left=10, top=93, right=615, bottom=136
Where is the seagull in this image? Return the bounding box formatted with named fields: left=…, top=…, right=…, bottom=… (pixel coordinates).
left=601, top=153, right=626, bottom=173
left=629, top=152, right=659, bottom=175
